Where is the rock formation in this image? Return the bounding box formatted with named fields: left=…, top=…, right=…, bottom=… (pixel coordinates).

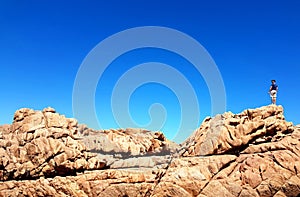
left=0, top=107, right=105, bottom=181
left=182, top=105, right=294, bottom=156
left=0, top=105, right=299, bottom=196
left=78, top=125, right=179, bottom=169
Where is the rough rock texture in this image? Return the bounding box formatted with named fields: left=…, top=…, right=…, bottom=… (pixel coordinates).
left=182, top=105, right=294, bottom=156
left=0, top=169, right=162, bottom=196
left=154, top=124, right=300, bottom=197
left=77, top=125, right=179, bottom=169
left=79, top=126, right=178, bottom=156
left=0, top=107, right=105, bottom=181
left=0, top=105, right=299, bottom=197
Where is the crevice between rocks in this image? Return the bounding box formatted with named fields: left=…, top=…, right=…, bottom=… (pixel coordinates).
left=144, top=155, right=175, bottom=197
left=142, top=143, right=191, bottom=197
left=0, top=151, right=93, bottom=182
left=271, top=154, right=295, bottom=174
left=219, top=128, right=287, bottom=157
left=197, top=157, right=238, bottom=196
left=90, top=149, right=173, bottom=159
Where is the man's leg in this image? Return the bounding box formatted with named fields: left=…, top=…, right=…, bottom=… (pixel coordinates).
left=271, top=97, right=273, bottom=104
left=274, top=97, right=277, bottom=105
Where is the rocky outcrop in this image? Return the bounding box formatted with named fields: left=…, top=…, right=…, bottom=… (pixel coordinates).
left=181, top=105, right=294, bottom=156
left=157, top=127, right=300, bottom=197
left=78, top=125, right=179, bottom=169
left=0, top=105, right=299, bottom=197
left=79, top=126, right=178, bottom=156
left=77, top=125, right=179, bottom=169
left=0, top=107, right=105, bottom=181
left=0, top=169, right=162, bottom=196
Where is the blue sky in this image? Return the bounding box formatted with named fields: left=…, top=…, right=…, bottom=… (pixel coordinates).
left=1, top=1, right=299, bottom=142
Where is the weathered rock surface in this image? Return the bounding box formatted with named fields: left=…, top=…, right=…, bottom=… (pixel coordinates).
left=78, top=125, right=179, bottom=168
left=0, top=107, right=105, bottom=181
left=0, top=105, right=299, bottom=197
left=154, top=123, right=300, bottom=197
left=0, top=169, right=162, bottom=196
left=79, top=126, right=178, bottom=156
left=182, top=105, right=294, bottom=156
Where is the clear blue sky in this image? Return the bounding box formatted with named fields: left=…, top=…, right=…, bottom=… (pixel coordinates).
left=1, top=1, right=299, bottom=142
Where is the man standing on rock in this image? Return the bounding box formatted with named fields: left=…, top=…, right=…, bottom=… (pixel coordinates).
left=269, top=79, right=278, bottom=105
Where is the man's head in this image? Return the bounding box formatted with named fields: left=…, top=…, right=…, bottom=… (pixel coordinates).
left=271, top=79, right=276, bottom=84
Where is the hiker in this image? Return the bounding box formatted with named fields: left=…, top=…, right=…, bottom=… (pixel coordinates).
left=269, top=80, right=278, bottom=105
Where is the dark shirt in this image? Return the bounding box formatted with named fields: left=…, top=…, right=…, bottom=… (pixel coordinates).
left=271, top=84, right=278, bottom=91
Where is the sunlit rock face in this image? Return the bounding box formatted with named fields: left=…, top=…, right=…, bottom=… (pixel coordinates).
left=0, top=105, right=299, bottom=197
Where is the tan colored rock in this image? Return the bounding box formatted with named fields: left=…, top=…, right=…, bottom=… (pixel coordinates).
left=153, top=128, right=300, bottom=196
left=80, top=126, right=179, bottom=157
left=0, top=169, right=160, bottom=196
left=109, top=155, right=171, bottom=169
left=0, top=124, right=11, bottom=135
left=0, top=105, right=300, bottom=197
left=0, top=108, right=106, bottom=181
left=152, top=155, right=237, bottom=196
left=182, top=105, right=293, bottom=156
